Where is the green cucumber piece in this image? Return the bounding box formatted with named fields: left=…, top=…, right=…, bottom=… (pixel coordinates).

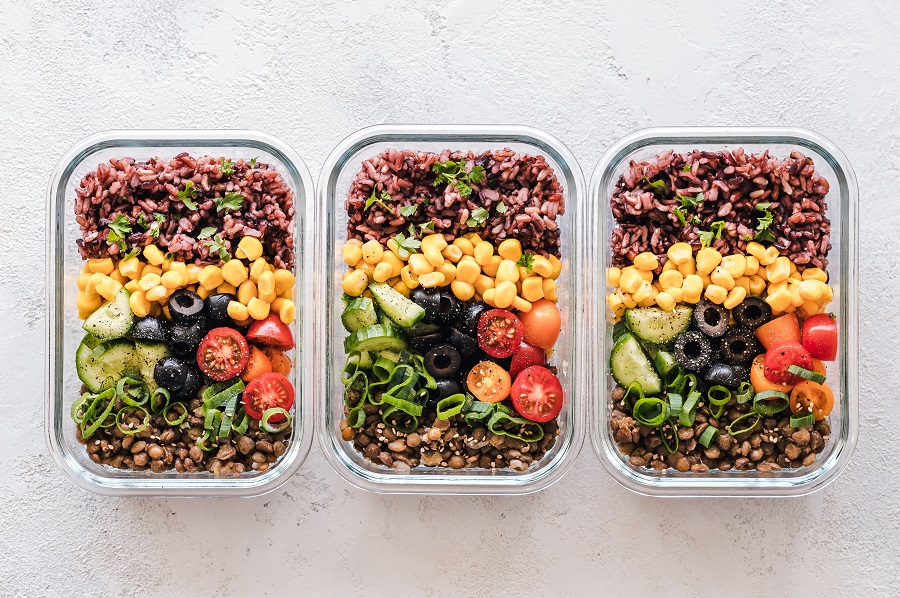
left=82, top=288, right=135, bottom=340
left=653, top=350, right=678, bottom=378
left=405, top=321, right=441, bottom=337
left=343, top=323, right=408, bottom=353
left=76, top=335, right=139, bottom=393
left=610, top=332, right=661, bottom=395
left=135, top=341, right=171, bottom=391
left=341, top=297, right=379, bottom=332
left=624, top=305, right=693, bottom=345
left=368, top=282, right=425, bottom=328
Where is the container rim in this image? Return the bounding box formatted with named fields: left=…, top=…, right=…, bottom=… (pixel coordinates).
left=589, top=126, right=859, bottom=497
left=315, top=123, right=587, bottom=494
left=45, top=129, right=315, bottom=497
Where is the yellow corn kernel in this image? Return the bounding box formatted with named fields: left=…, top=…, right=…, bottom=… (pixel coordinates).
left=798, top=300, right=820, bottom=317
left=360, top=240, right=383, bottom=265
left=607, top=267, right=621, bottom=288
left=160, top=270, right=184, bottom=290
left=720, top=254, right=746, bottom=279
left=109, top=270, right=125, bottom=285
left=226, top=300, right=248, bottom=320
left=257, top=270, right=276, bottom=298
left=76, top=291, right=102, bottom=315
left=373, top=262, right=393, bottom=283
left=528, top=256, right=551, bottom=278
left=798, top=280, right=824, bottom=301
left=633, top=252, right=659, bottom=271
left=245, top=258, right=264, bottom=282
left=608, top=292, right=625, bottom=317
left=700, top=274, right=712, bottom=288
left=408, top=254, right=434, bottom=276
left=392, top=281, right=411, bottom=297
left=510, top=296, right=531, bottom=313
left=766, top=287, right=793, bottom=313
left=710, top=266, right=735, bottom=291
left=768, top=280, right=788, bottom=296
left=759, top=246, right=780, bottom=266
left=141, top=245, right=163, bottom=266
left=658, top=270, right=683, bottom=290
left=619, top=267, right=644, bottom=294
left=179, top=264, right=200, bottom=285
left=765, top=256, right=791, bottom=283
left=748, top=274, right=767, bottom=295
left=342, top=269, right=369, bottom=296
left=342, top=243, right=363, bottom=267
left=464, top=232, right=484, bottom=244
left=734, top=276, right=751, bottom=293
left=99, top=278, right=124, bottom=301
left=495, top=260, right=520, bottom=284
left=521, top=277, right=544, bottom=302
left=498, top=239, right=523, bottom=263
left=482, top=288, right=497, bottom=307
left=638, top=269, right=654, bottom=283
left=723, top=286, right=747, bottom=310
left=473, top=242, right=494, bottom=266
left=146, top=285, right=169, bottom=303
left=355, top=261, right=375, bottom=280
left=548, top=255, right=563, bottom=280
left=696, top=247, right=723, bottom=275
left=423, top=248, right=444, bottom=269
left=664, top=287, right=684, bottom=303
left=118, top=258, right=142, bottom=279
left=438, top=263, right=457, bottom=285
left=125, top=290, right=149, bottom=317
left=124, top=279, right=139, bottom=294
left=493, top=281, right=517, bottom=309
left=421, top=233, right=447, bottom=252
left=400, top=266, right=419, bottom=290
left=662, top=260, right=678, bottom=273
left=677, top=258, right=697, bottom=277
left=479, top=255, right=500, bottom=278
left=704, top=284, right=728, bottom=304
left=233, top=236, right=262, bottom=261
left=453, top=237, right=475, bottom=256
left=142, top=264, right=163, bottom=277
left=167, top=261, right=186, bottom=282
left=743, top=255, right=759, bottom=277
left=745, top=242, right=766, bottom=261
left=542, top=279, right=558, bottom=302
left=682, top=292, right=702, bottom=304
left=278, top=299, right=295, bottom=324
left=83, top=273, right=104, bottom=299
left=238, top=279, right=257, bottom=305
left=474, top=274, right=495, bottom=296
left=441, top=244, right=463, bottom=263
left=655, top=291, right=675, bottom=311
left=76, top=273, right=91, bottom=291
left=197, top=266, right=222, bottom=290
left=86, top=257, right=113, bottom=275
left=138, top=273, right=161, bottom=292
left=419, top=271, right=446, bottom=288
left=789, top=271, right=803, bottom=282
left=633, top=280, right=653, bottom=303
left=682, top=274, right=704, bottom=297
left=667, top=242, right=693, bottom=265
left=456, top=259, right=481, bottom=284
left=616, top=288, right=636, bottom=309
left=450, top=280, right=475, bottom=301
left=788, top=280, right=805, bottom=307
left=802, top=267, right=828, bottom=282
left=379, top=252, right=404, bottom=278
left=270, top=297, right=285, bottom=313
left=219, top=259, right=247, bottom=287
left=247, top=297, right=270, bottom=319
left=273, top=269, right=295, bottom=293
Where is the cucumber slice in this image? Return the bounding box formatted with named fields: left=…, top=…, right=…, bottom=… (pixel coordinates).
left=612, top=321, right=629, bottom=343
left=624, top=305, right=693, bottom=345
left=405, top=321, right=441, bottom=337
left=341, top=297, right=378, bottom=332
left=344, top=323, right=408, bottom=353
left=653, top=350, right=678, bottom=377
left=368, top=282, right=425, bottom=328
left=135, top=341, right=172, bottom=391
left=75, top=335, right=139, bottom=393
left=610, top=332, right=661, bottom=395
left=82, top=288, right=135, bottom=340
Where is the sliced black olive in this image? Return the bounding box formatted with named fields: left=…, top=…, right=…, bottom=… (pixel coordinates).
left=168, top=318, right=207, bottom=356
left=720, top=328, right=762, bottom=365
left=131, top=316, right=168, bottom=342
left=154, top=356, right=200, bottom=397
left=168, top=289, right=205, bottom=322
left=423, top=344, right=461, bottom=378
left=461, top=301, right=489, bottom=335
left=693, top=300, right=729, bottom=338
left=674, top=330, right=713, bottom=371
left=428, top=378, right=462, bottom=408
left=434, top=289, right=462, bottom=326
left=410, top=332, right=445, bottom=353
left=447, top=327, right=478, bottom=357
left=410, top=287, right=441, bottom=323
left=703, top=362, right=742, bottom=388
left=205, top=293, right=237, bottom=323
left=732, top=296, right=773, bottom=329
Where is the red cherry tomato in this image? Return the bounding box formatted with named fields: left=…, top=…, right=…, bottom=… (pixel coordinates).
left=801, top=313, right=838, bottom=361
left=247, top=314, right=295, bottom=351
left=477, top=309, right=524, bottom=358
left=196, top=327, right=251, bottom=382
left=517, top=299, right=561, bottom=350
left=242, top=372, right=295, bottom=421
left=509, top=342, right=546, bottom=380
left=764, top=341, right=813, bottom=385
left=510, top=365, right=564, bottom=423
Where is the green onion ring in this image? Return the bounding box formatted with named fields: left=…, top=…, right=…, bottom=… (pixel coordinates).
left=80, top=389, right=117, bottom=439
left=486, top=410, right=544, bottom=443
left=667, top=393, right=683, bottom=421
left=373, top=356, right=399, bottom=382
left=204, top=379, right=245, bottom=410
left=753, top=390, right=790, bottom=415
left=463, top=400, right=495, bottom=426
left=231, top=408, right=250, bottom=435
left=632, top=397, right=669, bottom=428
left=380, top=393, right=424, bottom=417
left=149, top=387, right=170, bottom=414
left=380, top=406, right=418, bottom=434
left=347, top=406, right=366, bottom=429
left=668, top=370, right=686, bottom=394
left=789, top=412, right=816, bottom=428
left=682, top=373, right=698, bottom=397
left=727, top=412, right=761, bottom=436
left=341, top=357, right=360, bottom=384
left=71, top=392, right=92, bottom=424
left=707, top=386, right=731, bottom=419
left=218, top=393, right=238, bottom=439
left=261, top=407, right=292, bottom=433
left=698, top=425, right=719, bottom=448
left=621, top=382, right=644, bottom=409
left=663, top=365, right=684, bottom=388
left=115, top=406, right=150, bottom=435
left=163, top=402, right=187, bottom=426
left=343, top=371, right=369, bottom=407
left=196, top=430, right=215, bottom=452
left=736, top=381, right=754, bottom=404
left=678, top=390, right=701, bottom=427
left=660, top=420, right=680, bottom=454
left=115, top=377, right=148, bottom=407
left=788, top=364, right=826, bottom=385
left=436, top=394, right=467, bottom=419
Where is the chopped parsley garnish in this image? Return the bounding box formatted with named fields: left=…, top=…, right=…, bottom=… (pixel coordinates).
left=177, top=181, right=199, bottom=210
left=249, top=157, right=258, bottom=168
left=683, top=163, right=692, bottom=173
left=150, top=212, right=165, bottom=238
left=676, top=191, right=704, bottom=208
left=698, top=220, right=727, bottom=248
left=516, top=253, right=535, bottom=274
left=135, top=213, right=149, bottom=229
left=466, top=207, right=490, bottom=228
left=203, top=234, right=230, bottom=261
left=642, top=176, right=666, bottom=190
left=197, top=226, right=217, bottom=240
left=214, top=192, right=244, bottom=213
left=221, top=159, right=235, bottom=175
left=673, top=207, right=698, bottom=227
left=164, top=252, right=175, bottom=261
left=495, top=201, right=507, bottom=214
left=106, top=213, right=132, bottom=251
left=399, top=204, right=418, bottom=217
left=121, top=247, right=140, bottom=262
left=365, top=189, right=392, bottom=212
left=419, top=221, right=435, bottom=234
left=754, top=202, right=776, bottom=242
left=432, top=160, right=486, bottom=198
left=390, top=232, right=421, bottom=259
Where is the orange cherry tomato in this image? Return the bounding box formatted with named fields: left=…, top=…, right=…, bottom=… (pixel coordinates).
left=241, top=346, right=273, bottom=382
left=811, top=359, right=827, bottom=378
left=750, top=354, right=795, bottom=394
left=754, top=312, right=801, bottom=350
left=790, top=380, right=834, bottom=420
left=517, top=299, right=561, bottom=350
left=466, top=361, right=511, bottom=403
left=262, top=347, right=292, bottom=376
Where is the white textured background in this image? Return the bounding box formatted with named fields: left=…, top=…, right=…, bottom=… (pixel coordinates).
left=1, top=1, right=897, bottom=596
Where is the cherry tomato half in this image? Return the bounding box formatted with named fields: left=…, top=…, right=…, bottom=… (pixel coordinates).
left=477, top=309, right=524, bottom=358
left=196, top=327, right=251, bottom=382
left=510, top=365, right=563, bottom=423
left=754, top=312, right=801, bottom=350
left=517, top=299, right=561, bottom=350
left=790, top=380, right=834, bottom=421
left=242, top=372, right=295, bottom=421
left=240, top=345, right=273, bottom=382
left=509, top=342, right=546, bottom=380
left=247, top=314, right=295, bottom=351
left=764, top=341, right=813, bottom=385
left=750, top=354, right=795, bottom=394
left=466, top=361, right=511, bottom=403
left=801, top=313, right=838, bottom=361
left=262, top=347, right=292, bottom=377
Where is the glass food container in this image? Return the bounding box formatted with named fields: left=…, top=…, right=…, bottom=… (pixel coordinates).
left=45, top=130, right=315, bottom=497
left=315, top=124, right=587, bottom=494
left=590, top=127, right=859, bottom=497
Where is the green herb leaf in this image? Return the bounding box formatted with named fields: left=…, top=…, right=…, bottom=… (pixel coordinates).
left=135, top=213, right=149, bottom=229
left=755, top=229, right=776, bottom=243
left=495, top=201, right=507, bottom=214
left=164, top=252, right=175, bottom=261
left=643, top=176, right=666, bottom=190
left=432, top=160, right=485, bottom=198
left=676, top=192, right=704, bottom=208
left=365, top=189, right=392, bottom=212
left=121, top=247, right=140, bottom=261
left=198, top=226, right=217, bottom=240
left=203, top=234, right=231, bottom=261
left=150, top=212, right=165, bottom=238
left=108, top=213, right=132, bottom=239
left=177, top=181, right=198, bottom=210
left=249, top=157, right=258, bottom=168
left=221, top=159, right=235, bottom=175
left=419, top=221, right=435, bottom=234
left=516, top=253, right=535, bottom=274
left=698, top=230, right=714, bottom=248
left=468, top=165, right=486, bottom=184
left=390, top=232, right=421, bottom=259
left=455, top=180, right=473, bottom=198
left=408, top=223, right=417, bottom=238
left=214, top=192, right=244, bottom=213
left=466, top=207, right=490, bottom=228
left=756, top=210, right=774, bottom=232
left=710, top=220, right=726, bottom=239
left=683, top=163, right=692, bottom=173
left=153, top=212, right=166, bottom=225
left=673, top=207, right=688, bottom=226
left=399, top=204, right=418, bottom=217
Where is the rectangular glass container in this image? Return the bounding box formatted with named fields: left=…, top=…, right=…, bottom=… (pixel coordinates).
left=589, top=127, right=859, bottom=497
left=45, top=130, right=315, bottom=497
left=315, top=125, right=587, bottom=494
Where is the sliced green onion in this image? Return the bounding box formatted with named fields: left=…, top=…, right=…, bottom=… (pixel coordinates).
left=621, top=382, right=644, bottom=409
left=381, top=405, right=418, bottom=434
left=343, top=371, right=369, bottom=407
left=707, top=385, right=731, bottom=419
left=203, top=378, right=245, bottom=410
left=678, top=390, right=701, bottom=427
left=373, top=356, right=399, bottom=382
left=218, top=393, right=238, bottom=440
left=231, top=408, right=250, bottom=435
left=80, top=389, right=116, bottom=439
left=753, top=390, right=790, bottom=415
left=487, top=410, right=544, bottom=443
left=149, top=387, right=170, bottom=414
left=660, top=421, right=680, bottom=454
left=380, top=392, right=424, bottom=417
left=463, top=400, right=495, bottom=425
left=115, top=376, right=148, bottom=407
left=669, top=370, right=687, bottom=394
left=71, top=392, right=92, bottom=424
left=736, top=381, right=754, bottom=404
left=727, top=412, right=761, bottom=436
left=196, top=430, right=215, bottom=452
left=261, top=407, right=292, bottom=433
left=436, top=393, right=467, bottom=419
left=790, top=412, right=816, bottom=428
left=682, top=373, right=698, bottom=397
left=115, top=406, right=150, bottom=435
left=662, top=365, right=684, bottom=388
left=666, top=393, right=683, bottom=421
left=341, top=356, right=360, bottom=384
left=698, top=425, right=719, bottom=448
left=347, top=406, right=366, bottom=429
left=163, top=402, right=188, bottom=426
left=787, top=364, right=826, bottom=385
left=632, top=398, right=669, bottom=428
